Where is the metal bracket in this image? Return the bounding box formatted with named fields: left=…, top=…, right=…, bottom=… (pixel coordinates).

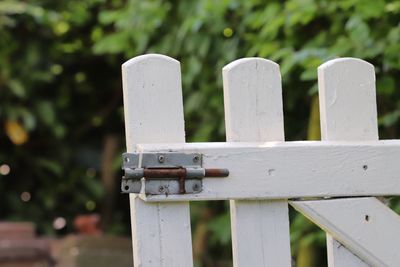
left=121, top=152, right=229, bottom=195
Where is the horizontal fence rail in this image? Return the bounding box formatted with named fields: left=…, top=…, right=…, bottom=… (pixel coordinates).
left=136, top=140, right=400, bottom=201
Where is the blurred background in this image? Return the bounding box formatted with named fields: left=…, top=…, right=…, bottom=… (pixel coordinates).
left=1, top=0, right=400, bottom=266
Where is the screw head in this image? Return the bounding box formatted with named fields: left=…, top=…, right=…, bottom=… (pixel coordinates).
left=159, top=185, right=165, bottom=193
left=193, top=155, right=200, bottom=163
left=158, top=155, right=165, bottom=163
left=192, top=183, right=200, bottom=191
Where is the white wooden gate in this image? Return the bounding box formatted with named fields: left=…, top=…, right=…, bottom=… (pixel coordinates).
left=121, top=54, right=400, bottom=267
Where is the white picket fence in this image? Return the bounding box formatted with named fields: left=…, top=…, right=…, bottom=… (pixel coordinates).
left=121, top=54, right=400, bottom=267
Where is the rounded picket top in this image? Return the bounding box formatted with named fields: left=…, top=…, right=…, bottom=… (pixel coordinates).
left=122, top=53, right=180, bottom=70
left=317, top=57, right=378, bottom=141
left=223, top=57, right=280, bottom=74
left=121, top=53, right=185, bottom=147
left=222, top=57, right=284, bottom=142
left=318, top=57, right=375, bottom=76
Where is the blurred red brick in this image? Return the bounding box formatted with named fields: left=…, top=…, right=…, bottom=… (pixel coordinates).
left=53, top=235, right=132, bottom=267
left=73, top=214, right=102, bottom=235
left=0, top=222, right=53, bottom=267
left=0, top=222, right=35, bottom=240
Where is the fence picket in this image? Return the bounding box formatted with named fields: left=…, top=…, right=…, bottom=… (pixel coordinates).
left=327, top=236, right=368, bottom=267
left=318, top=58, right=375, bottom=267
left=292, top=58, right=378, bottom=266
left=223, top=58, right=291, bottom=267
left=122, top=54, right=193, bottom=267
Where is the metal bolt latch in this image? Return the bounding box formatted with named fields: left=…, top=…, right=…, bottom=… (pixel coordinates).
left=121, top=152, right=229, bottom=195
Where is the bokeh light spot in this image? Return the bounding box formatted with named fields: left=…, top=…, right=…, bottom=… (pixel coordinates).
left=53, top=21, right=70, bottom=35
left=0, top=164, right=10, bottom=175
left=85, top=200, right=96, bottom=211
left=20, top=191, right=31, bottom=202
left=51, top=64, right=63, bottom=75
left=86, top=168, right=96, bottom=178
left=223, top=27, right=233, bottom=38
left=53, top=217, right=67, bottom=230
left=91, top=116, right=103, bottom=126
left=75, top=72, right=86, bottom=83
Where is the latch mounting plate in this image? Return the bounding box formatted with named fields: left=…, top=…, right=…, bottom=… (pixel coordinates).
left=121, top=152, right=228, bottom=195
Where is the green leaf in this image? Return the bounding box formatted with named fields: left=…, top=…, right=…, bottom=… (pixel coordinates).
left=377, top=76, right=395, bottom=96
left=35, top=101, right=55, bottom=126
left=379, top=111, right=400, bottom=127
left=92, top=31, right=129, bottom=54
left=8, top=79, right=26, bottom=98
left=35, top=158, right=63, bottom=176
left=208, top=212, right=231, bottom=245
left=345, top=16, right=370, bottom=44
left=355, top=0, right=385, bottom=19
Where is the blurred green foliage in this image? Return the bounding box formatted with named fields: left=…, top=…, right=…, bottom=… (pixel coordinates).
left=1, top=0, right=400, bottom=265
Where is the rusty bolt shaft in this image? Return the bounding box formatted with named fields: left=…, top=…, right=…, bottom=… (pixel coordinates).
left=142, top=168, right=228, bottom=178
left=143, top=168, right=186, bottom=178
left=204, top=168, right=230, bottom=177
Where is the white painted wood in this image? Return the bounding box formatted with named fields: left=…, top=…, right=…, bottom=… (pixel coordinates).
left=291, top=197, right=400, bottom=267
left=223, top=58, right=291, bottom=267
left=122, top=55, right=399, bottom=267
left=326, top=235, right=368, bottom=267
left=135, top=140, right=400, bottom=201
left=318, top=58, right=378, bottom=141
left=319, top=57, right=376, bottom=266
left=122, top=54, right=193, bottom=267
left=223, top=58, right=284, bottom=143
